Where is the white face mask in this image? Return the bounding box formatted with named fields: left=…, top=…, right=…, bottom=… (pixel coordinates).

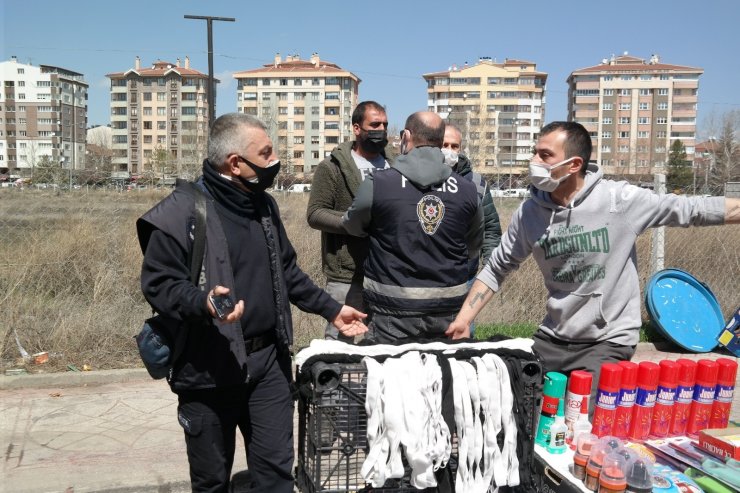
left=441, top=148, right=459, bottom=167
left=528, top=157, right=574, bottom=192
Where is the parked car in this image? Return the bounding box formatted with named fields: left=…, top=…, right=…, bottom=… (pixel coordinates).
left=286, top=183, right=311, bottom=193
left=493, top=188, right=530, bottom=198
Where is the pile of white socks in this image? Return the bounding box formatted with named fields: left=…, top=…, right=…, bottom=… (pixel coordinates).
left=362, top=352, right=520, bottom=493
left=361, top=352, right=451, bottom=489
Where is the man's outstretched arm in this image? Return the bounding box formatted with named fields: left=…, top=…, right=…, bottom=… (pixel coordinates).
left=445, top=279, right=495, bottom=339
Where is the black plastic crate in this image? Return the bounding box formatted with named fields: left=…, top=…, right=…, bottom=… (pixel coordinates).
left=295, top=354, right=542, bottom=493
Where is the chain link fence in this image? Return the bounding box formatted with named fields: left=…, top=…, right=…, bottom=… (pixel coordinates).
left=0, top=181, right=737, bottom=371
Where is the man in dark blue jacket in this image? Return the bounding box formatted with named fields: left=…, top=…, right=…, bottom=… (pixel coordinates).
left=343, top=112, right=483, bottom=342
left=138, top=113, right=367, bottom=493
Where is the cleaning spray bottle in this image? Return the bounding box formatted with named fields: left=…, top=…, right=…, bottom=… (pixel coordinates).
left=535, top=371, right=567, bottom=447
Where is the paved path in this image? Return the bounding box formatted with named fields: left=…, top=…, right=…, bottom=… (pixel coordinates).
left=1, top=344, right=737, bottom=492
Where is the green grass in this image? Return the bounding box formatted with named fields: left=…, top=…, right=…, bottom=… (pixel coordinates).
left=475, top=321, right=666, bottom=343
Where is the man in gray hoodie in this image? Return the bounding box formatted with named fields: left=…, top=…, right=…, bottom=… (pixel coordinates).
left=344, top=112, right=484, bottom=342
left=447, top=121, right=740, bottom=399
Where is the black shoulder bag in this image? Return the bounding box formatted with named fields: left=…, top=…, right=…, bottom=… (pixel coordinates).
left=135, top=182, right=207, bottom=379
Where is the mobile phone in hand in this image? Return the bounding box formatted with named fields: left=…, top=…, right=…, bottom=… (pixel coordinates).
left=209, top=294, right=235, bottom=320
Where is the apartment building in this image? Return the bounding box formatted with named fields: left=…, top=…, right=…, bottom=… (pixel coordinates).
left=568, top=53, right=703, bottom=175
left=106, top=57, right=209, bottom=176
left=0, top=57, right=88, bottom=175
left=424, top=57, right=547, bottom=181
left=233, top=53, right=360, bottom=176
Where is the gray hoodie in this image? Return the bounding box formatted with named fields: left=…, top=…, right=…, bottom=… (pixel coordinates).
left=477, top=163, right=726, bottom=346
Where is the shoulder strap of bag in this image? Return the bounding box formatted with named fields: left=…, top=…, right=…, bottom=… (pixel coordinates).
left=188, top=182, right=207, bottom=285
left=168, top=180, right=207, bottom=374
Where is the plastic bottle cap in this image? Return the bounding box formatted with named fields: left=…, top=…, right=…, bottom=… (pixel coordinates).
left=568, top=370, right=593, bottom=395
left=636, top=361, right=660, bottom=389
left=598, top=363, right=623, bottom=392
left=617, top=361, right=639, bottom=389
left=715, top=358, right=738, bottom=385
left=625, top=456, right=654, bottom=489
left=696, top=359, right=719, bottom=386
left=658, top=360, right=679, bottom=386
left=676, top=359, right=697, bottom=385
left=544, top=372, right=568, bottom=399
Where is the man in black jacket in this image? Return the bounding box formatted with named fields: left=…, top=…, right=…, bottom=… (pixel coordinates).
left=343, top=112, right=484, bottom=342
left=138, top=113, right=367, bottom=493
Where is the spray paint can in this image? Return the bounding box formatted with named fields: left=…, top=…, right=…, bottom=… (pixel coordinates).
left=628, top=361, right=660, bottom=442
left=591, top=364, right=622, bottom=438
left=649, top=360, right=678, bottom=438
left=565, top=370, right=592, bottom=444
left=613, top=361, right=638, bottom=440
left=709, top=357, right=738, bottom=429
left=670, top=358, right=697, bottom=436
left=686, top=359, right=719, bottom=438
left=535, top=371, right=567, bottom=447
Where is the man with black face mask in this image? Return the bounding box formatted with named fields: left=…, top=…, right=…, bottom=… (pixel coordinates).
left=138, top=113, right=367, bottom=492
left=308, top=101, right=391, bottom=342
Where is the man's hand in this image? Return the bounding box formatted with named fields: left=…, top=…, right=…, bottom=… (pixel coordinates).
left=445, top=317, right=471, bottom=339
left=206, top=285, right=244, bottom=323
left=332, top=305, right=368, bottom=337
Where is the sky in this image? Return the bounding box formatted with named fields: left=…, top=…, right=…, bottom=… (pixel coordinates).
left=3, top=0, right=739, bottom=136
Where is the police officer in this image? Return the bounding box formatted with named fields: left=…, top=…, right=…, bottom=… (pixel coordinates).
left=343, top=111, right=484, bottom=343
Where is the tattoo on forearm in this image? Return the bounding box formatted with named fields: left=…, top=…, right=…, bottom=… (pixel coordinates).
left=468, top=291, right=486, bottom=309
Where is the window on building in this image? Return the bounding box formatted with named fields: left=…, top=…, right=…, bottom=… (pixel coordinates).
left=603, top=89, right=614, bottom=96
left=603, top=103, right=613, bottom=110
left=656, top=131, right=667, bottom=138
left=638, top=117, right=650, bottom=124
left=601, top=145, right=611, bottom=153
left=294, top=78, right=302, bottom=86
left=143, top=107, right=152, bottom=116
left=602, top=117, right=612, bottom=124
left=658, top=88, right=669, bottom=95
left=144, top=121, right=152, bottom=130
left=278, top=107, right=288, bottom=115
left=157, top=92, right=166, bottom=101
left=618, top=145, right=630, bottom=153
left=638, top=131, right=650, bottom=138
left=312, top=151, right=320, bottom=159
left=602, top=131, right=612, bottom=138
left=656, top=117, right=668, bottom=124
left=619, top=89, right=631, bottom=96
left=294, top=107, right=304, bottom=115
left=144, top=135, right=152, bottom=144
left=293, top=150, right=304, bottom=158
left=294, top=122, right=304, bottom=130
left=619, top=117, right=630, bottom=124
left=295, top=92, right=305, bottom=101
left=326, top=136, right=339, bottom=144
left=619, top=103, right=631, bottom=110
left=657, top=102, right=668, bottom=110
left=311, top=135, right=320, bottom=145
left=619, top=131, right=629, bottom=138
left=158, top=121, right=166, bottom=130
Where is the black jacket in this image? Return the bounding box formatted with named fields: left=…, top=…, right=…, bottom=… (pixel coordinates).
left=453, top=155, right=502, bottom=271
left=137, top=178, right=340, bottom=391
left=343, top=146, right=484, bottom=315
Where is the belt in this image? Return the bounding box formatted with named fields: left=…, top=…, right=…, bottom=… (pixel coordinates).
left=245, top=331, right=276, bottom=354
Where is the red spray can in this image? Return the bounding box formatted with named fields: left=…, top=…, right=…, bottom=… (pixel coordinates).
left=591, top=363, right=622, bottom=438
left=649, top=360, right=678, bottom=438
left=565, top=370, right=592, bottom=444
left=628, top=361, right=660, bottom=441
left=670, top=359, right=697, bottom=436
left=686, top=359, right=719, bottom=438
left=709, top=358, right=738, bottom=429
left=613, top=361, right=638, bottom=440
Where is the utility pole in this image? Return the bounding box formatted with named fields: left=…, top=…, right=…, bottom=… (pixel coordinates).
left=184, top=15, right=235, bottom=127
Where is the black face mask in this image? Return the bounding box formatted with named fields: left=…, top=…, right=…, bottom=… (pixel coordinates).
left=238, top=156, right=281, bottom=193
left=358, top=129, right=388, bottom=154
